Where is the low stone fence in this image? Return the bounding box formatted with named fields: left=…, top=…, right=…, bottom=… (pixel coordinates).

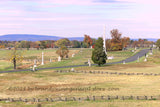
left=55, top=70, right=160, bottom=76
left=0, top=95, right=159, bottom=102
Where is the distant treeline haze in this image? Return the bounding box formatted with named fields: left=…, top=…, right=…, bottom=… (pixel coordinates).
left=0, top=29, right=155, bottom=50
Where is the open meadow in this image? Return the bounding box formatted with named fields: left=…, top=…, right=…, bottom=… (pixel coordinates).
left=0, top=48, right=160, bottom=106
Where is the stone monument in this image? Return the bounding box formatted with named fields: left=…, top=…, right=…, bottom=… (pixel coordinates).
left=41, top=52, right=44, bottom=65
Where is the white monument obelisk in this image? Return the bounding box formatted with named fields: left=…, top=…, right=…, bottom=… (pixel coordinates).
left=41, top=52, right=44, bottom=65
left=103, top=25, right=107, bottom=55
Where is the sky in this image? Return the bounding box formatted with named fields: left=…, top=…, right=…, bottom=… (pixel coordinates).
left=0, top=0, right=160, bottom=39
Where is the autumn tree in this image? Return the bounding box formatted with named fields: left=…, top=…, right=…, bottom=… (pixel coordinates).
left=121, top=37, right=130, bottom=49
left=92, top=37, right=107, bottom=66
left=56, top=45, right=69, bottom=59
left=110, top=29, right=122, bottom=51
left=84, top=35, right=93, bottom=48
left=8, top=47, right=24, bottom=69
left=110, top=29, right=122, bottom=43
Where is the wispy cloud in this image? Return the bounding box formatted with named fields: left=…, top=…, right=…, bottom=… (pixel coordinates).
left=0, top=0, right=159, bottom=38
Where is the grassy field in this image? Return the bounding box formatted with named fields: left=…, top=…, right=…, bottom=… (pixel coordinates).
left=0, top=48, right=141, bottom=71
left=1, top=62, right=160, bottom=106
left=1, top=48, right=160, bottom=107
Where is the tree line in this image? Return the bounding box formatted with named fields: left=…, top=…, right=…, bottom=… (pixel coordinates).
left=0, top=29, right=155, bottom=50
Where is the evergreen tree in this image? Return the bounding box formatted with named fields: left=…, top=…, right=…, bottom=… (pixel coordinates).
left=92, top=37, right=107, bottom=66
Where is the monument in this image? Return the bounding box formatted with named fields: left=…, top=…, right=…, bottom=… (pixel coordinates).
left=41, top=52, right=44, bottom=65
left=103, top=25, right=107, bottom=55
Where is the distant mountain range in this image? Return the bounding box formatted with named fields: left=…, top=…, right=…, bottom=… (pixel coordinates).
left=0, top=34, right=158, bottom=42
left=0, top=34, right=84, bottom=41
left=131, top=38, right=158, bottom=42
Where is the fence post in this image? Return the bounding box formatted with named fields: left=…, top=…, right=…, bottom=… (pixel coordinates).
left=65, top=97, right=67, bottom=101
left=130, top=95, right=133, bottom=100
left=50, top=98, right=54, bottom=102
left=37, top=99, right=40, bottom=102
left=101, top=96, right=104, bottom=100
left=87, top=96, right=89, bottom=100
left=151, top=96, right=153, bottom=100
left=73, top=97, right=76, bottom=101
left=107, top=96, right=110, bottom=100
left=45, top=98, right=49, bottom=102
left=122, top=96, right=124, bottom=100
left=19, top=97, right=22, bottom=101
left=145, top=96, right=148, bottom=100
left=24, top=99, right=28, bottom=102
left=116, top=96, right=118, bottom=99
left=93, top=96, right=95, bottom=101
left=136, top=96, right=139, bottom=100
left=33, top=98, right=36, bottom=102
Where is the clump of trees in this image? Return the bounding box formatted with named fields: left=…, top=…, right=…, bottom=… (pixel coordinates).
left=55, top=38, right=70, bottom=59
left=92, top=37, right=107, bottom=66
left=106, top=29, right=130, bottom=51
left=83, top=34, right=93, bottom=48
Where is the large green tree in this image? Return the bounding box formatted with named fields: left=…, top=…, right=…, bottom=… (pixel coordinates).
left=156, top=39, right=160, bottom=50
left=92, top=37, right=107, bottom=66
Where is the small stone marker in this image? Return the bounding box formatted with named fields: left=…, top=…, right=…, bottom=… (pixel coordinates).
left=123, top=61, right=125, bottom=64
left=33, top=66, right=35, bottom=71
left=131, top=50, right=134, bottom=52
left=135, top=47, right=137, bottom=50
left=71, top=68, right=74, bottom=72
left=50, top=58, right=52, bottom=63
left=144, top=58, right=147, bottom=62
left=72, top=53, right=75, bottom=57
left=88, top=59, right=91, bottom=67
left=34, top=59, right=37, bottom=67
left=58, top=56, right=61, bottom=62
left=108, top=56, right=114, bottom=60
left=137, top=56, right=140, bottom=62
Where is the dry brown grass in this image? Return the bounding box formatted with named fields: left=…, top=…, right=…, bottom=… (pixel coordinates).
left=1, top=64, right=160, bottom=99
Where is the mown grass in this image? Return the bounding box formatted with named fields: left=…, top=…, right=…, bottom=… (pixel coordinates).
left=1, top=100, right=160, bottom=107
